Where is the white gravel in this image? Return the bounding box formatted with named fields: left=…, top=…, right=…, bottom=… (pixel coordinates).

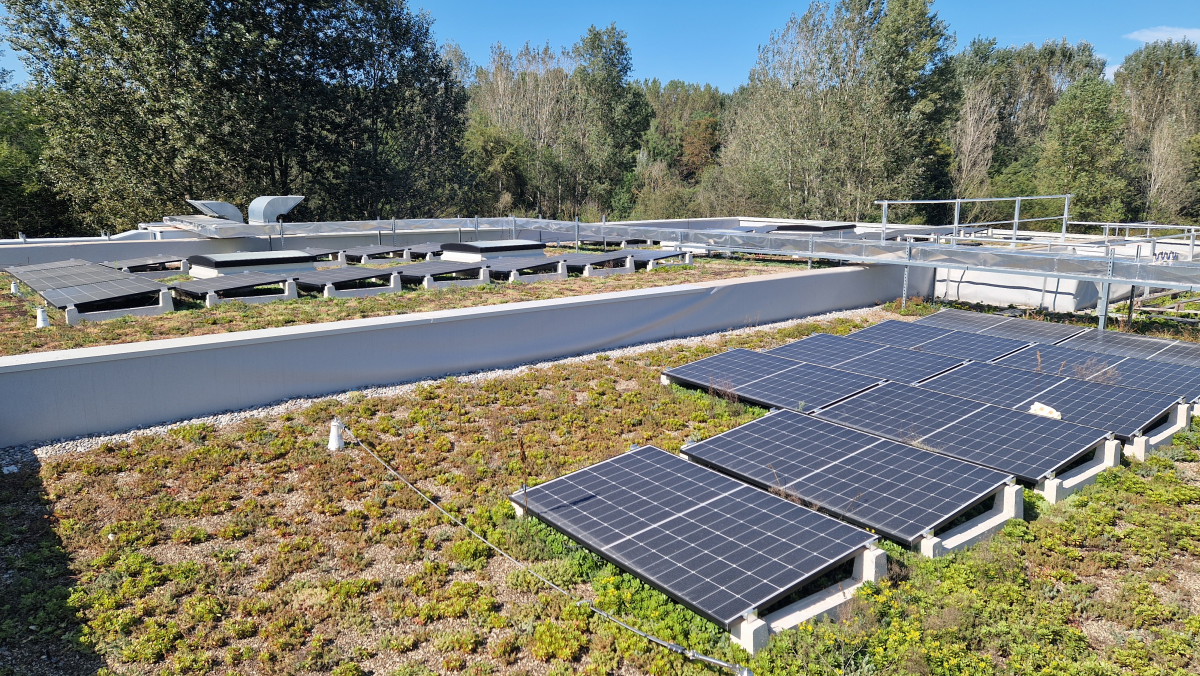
left=0, top=304, right=898, bottom=468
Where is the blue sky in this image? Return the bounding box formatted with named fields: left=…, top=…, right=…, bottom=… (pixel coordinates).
left=2, top=1, right=1199, bottom=89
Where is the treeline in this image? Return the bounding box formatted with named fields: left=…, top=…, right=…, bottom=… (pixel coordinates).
left=1, top=0, right=1199, bottom=237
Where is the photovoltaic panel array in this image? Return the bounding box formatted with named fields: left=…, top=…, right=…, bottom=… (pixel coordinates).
left=173, top=271, right=293, bottom=298
left=920, top=406, right=1107, bottom=483
left=100, top=254, right=185, bottom=271
left=389, top=260, right=483, bottom=282
left=815, top=382, right=984, bottom=440
left=293, top=267, right=397, bottom=292
left=825, top=345, right=965, bottom=384
left=915, top=309, right=1085, bottom=344
left=557, top=251, right=634, bottom=270
left=482, top=256, right=564, bottom=274
left=663, top=349, right=801, bottom=392
left=684, top=410, right=1010, bottom=545
left=846, top=319, right=1031, bottom=361
left=977, top=317, right=1086, bottom=344
left=731, top=362, right=882, bottom=412
left=912, top=331, right=1031, bottom=362
left=914, top=308, right=1009, bottom=332
left=996, top=344, right=1200, bottom=401
left=511, top=446, right=876, bottom=628
left=844, top=320, right=952, bottom=348
left=1147, top=341, right=1200, bottom=368
left=1059, top=329, right=1176, bottom=359
left=766, top=333, right=884, bottom=367
left=816, top=382, right=1107, bottom=482
left=1021, top=378, right=1179, bottom=438
left=342, top=244, right=409, bottom=262
left=918, top=362, right=1067, bottom=409
left=920, top=361, right=1180, bottom=438
left=8, top=259, right=166, bottom=309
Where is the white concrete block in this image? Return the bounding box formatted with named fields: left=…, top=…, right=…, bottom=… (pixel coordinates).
left=729, top=614, right=769, bottom=654
left=1127, top=404, right=1191, bottom=461
left=64, top=288, right=174, bottom=325
left=10, top=281, right=20, bottom=296
left=919, top=485, right=1022, bottom=558
left=36, top=307, right=49, bottom=328
left=1037, top=439, right=1121, bottom=503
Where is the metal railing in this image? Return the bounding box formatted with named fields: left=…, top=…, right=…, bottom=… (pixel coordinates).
left=876, top=195, right=1072, bottom=243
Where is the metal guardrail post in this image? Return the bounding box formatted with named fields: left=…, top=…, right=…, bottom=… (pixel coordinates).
left=901, top=242, right=912, bottom=309
left=880, top=202, right=888, bottom=242
left=1098, top=249, right=1115, bottom=331
left=601, top=214, right=606, bottom=251
left=1191, top=228, right=1196, bottom=261
left=1011, top=197, right=1021, bottom=247
left=1061, top=195, right=1071, bottom=242
left=808, top=234, right=814, bottom=269
left=575, top=218, right=580, bottom=252
left=953, top=200, right=961, bottom=238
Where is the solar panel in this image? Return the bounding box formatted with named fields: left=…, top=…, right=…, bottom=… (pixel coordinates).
left=302, top=247, right=343, bottom=259
left=731, top=363, right=882, bottom=411
left=627, top=250, right=687, bottom=261
left=557, top=252, right=634, bottom=270
left=406, top=242, right=444, bottom=255
left=919, top=362, right=1066, bottom=409
left=977, top=317, right=1087, bottom=344
left=913, top=331, right=1031, bottom=362
left=845, top=320, right=952, bottom=348
left=1022, top=378, right=1179, bottom=438
left=1096, top=358, right=1200, bottom=402
left=684, top=411, right=1010, bottom=545
left=829, top=346, right=965, bottom=384
left=343, top=244, right=409, bottom=262
left=1145, top=341, right=1200, bottom=368
left=293, top=266, right=397, bottom=291
left=8, top=260, right=167, bottom=309
left=994, top=344, right=1125, bottom=378
left=390, top=260, right=482, bottom=282
left=10, top=262, right=130, bottom=292
left=765, top=333, right=884, bottom=367
left=483, top=256, right=564, bottom=274
left=173, top=271, right=294, bottom=297
left=41, top=277, right=165, bottom=309
left=99, top=254, right=185, bottom=271
left=664, top=349, right=799, bottom=392
left=993, top=343, right=1200, bottom=401
left=919, top=406, right=1108, bottom=483
left=814, top=382, right=985, bottom=441
left=1058, top=329, right=1174, bottom=359
left=512, top=446, right=876, bottom=628
left=914, top=308, right=1010, bottom=332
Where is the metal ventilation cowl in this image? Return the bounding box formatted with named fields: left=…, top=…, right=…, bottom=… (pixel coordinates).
left=186, top=200, right=244, bottom=223
left=248, top=195, right=305, bottom=224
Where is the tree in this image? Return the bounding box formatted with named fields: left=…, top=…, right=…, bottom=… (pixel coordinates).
left=0, top=82, right=81, bottom=238
left=699, top=0, right=955, bottom=221
left=4, top=0, right=468, bottom=231
left=1114, top=40, right=1200, bottom=221
left=1035, top=76, right=1132, bottom=221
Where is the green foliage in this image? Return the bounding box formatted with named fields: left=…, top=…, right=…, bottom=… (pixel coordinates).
left=0, top=86, right=79, bottom=238
left=446, top=537, right=493, bottom=569
left=1036, top=76, right=1132, bottom=221
left=4, top=0, right=468, bottom=231
left=530, top=620, right=588, bottom=662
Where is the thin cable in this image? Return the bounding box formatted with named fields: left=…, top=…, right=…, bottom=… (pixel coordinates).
left=340, top=422, right=752, bottom=676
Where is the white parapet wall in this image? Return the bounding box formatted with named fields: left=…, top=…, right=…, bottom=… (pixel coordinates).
left=936, top=268, right=1133, bottom=312
left=729, top=547, right=887, bottom=655
left=918, top=484, right=1023, bottom=558
left=0, top=264, right=932, bottom=449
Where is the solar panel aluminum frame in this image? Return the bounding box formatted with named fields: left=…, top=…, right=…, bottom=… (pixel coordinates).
left=681, top=411, right=1013, bottom=547
left=510, top=446, right=877, bottom=630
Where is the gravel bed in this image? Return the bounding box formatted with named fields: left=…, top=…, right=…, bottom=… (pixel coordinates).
left=0, top=304, right=897, bottom=470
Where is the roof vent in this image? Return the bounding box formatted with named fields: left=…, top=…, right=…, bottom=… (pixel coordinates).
left=248, top=195, right=304, bottom=224
left=186, top=200, right=244, bottom=223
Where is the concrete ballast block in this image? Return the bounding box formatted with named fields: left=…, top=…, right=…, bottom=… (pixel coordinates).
left=919, top=484, right=1023, bottom=558
left=1127, top=404, right=1191, bottom=461
left=1037, top=439, right=1121, bottom=503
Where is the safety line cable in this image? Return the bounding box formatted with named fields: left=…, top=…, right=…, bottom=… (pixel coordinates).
left=339, top=421, right=753, bottom=676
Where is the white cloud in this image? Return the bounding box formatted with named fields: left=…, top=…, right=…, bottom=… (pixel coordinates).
left=1124, top=26, right=1200, bottom=43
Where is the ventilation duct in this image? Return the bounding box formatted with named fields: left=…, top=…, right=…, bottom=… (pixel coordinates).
left=185, top=200, right=244, bottom=223
left=248, top=195, right=305, bottom=224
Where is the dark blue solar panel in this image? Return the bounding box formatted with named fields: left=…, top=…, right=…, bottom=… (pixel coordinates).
left=765, top=333, right=883, bottom=367
left=830, top=346, right=965, bottom=384
left=919, top=362, right=1066, bottom=409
